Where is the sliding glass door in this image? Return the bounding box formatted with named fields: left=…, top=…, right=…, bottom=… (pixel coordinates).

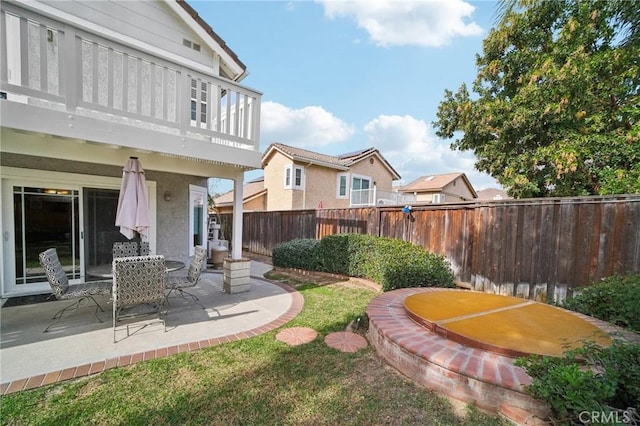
left=13, top=186, right=81, bottom=289
left=83, top=188, right=127, bottom=272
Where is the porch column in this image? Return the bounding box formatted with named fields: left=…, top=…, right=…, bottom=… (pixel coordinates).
left=223, top=171, right=250, bottom=293
left=231, top=172, right=244, bottom=259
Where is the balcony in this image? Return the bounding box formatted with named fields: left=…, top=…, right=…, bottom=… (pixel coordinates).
left=350, top=187, right=417, bottom=207
left=0, top=4, right=261, bottom=168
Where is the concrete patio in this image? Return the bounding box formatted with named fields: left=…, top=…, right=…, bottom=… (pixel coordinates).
left=0, top=260, right=303, bottom=394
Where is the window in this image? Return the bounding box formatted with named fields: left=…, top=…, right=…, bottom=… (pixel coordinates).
left=190, top=79, right=207, bottom=128
left=294, top=167, right=303, bottom=187
left=337, top=174, right=348, bottom=198
left=189, top=185, right=207, bottom=256
left=352, top=176, right=371, bottom=191
left=284, top=165, right=304, bottom=189
left=350, top=175, right=372, bottom=205
left=433, top=193, right=446, bottom=203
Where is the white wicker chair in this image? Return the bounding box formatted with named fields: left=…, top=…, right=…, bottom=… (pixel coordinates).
left=39, top=248, right=112, bottom=332
left=112, top=255, right=167, bottom=342
left=165, top=246, right=207, bottom=309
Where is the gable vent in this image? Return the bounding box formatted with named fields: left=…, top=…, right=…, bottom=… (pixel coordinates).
left=183, top=39, right=201, bottom=52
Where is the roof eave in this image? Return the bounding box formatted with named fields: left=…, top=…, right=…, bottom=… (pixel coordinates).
left=170, top=0, right=246, bottom=80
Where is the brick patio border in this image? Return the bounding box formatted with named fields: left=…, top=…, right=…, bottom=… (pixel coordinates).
left=1, top=278, right=302, bottom=395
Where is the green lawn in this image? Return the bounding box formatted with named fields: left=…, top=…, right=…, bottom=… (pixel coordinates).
left=1, top=272, right=508, bottom=425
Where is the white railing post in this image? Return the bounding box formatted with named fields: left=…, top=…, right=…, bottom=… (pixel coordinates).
left=372, top=185, right=377, bottom=206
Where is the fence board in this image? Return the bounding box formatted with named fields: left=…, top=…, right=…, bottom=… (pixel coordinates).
left=216, top=195, right=640, bottom=298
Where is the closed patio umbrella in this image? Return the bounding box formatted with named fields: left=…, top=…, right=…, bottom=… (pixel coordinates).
left=115, top=157, right=150, bottom=241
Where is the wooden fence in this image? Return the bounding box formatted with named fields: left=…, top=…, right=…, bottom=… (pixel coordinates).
left=218, top=195, right=640, bottom=301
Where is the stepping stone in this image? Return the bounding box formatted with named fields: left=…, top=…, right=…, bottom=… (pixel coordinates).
left=325, top=331, right=368, bottom=353
left=275, top=327, right=317, bottom=346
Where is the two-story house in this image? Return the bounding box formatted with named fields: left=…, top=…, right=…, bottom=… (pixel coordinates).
left=0, top=0, right=261, bottom=297
left=397, top=173, right=478, bottom=203
left=214, top=143, right=407, bottom=212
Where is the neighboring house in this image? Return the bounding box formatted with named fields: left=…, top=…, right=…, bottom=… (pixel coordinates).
left=398, top=173, right=478, bottom=203
left=261, top=143, right=405, bottom=210
left=213, top=176, right=266, bottom=214
left=476, top=188, right=511, bottom=201
left=0, top=0, right=261, bottom=297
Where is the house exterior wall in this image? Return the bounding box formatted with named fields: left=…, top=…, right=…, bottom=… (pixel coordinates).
left=303, top=165, right=343, bottom=209
left=1, top=153, right=206, bottom=263
left=1, top=2, right=262, bottom=168
left=263, top=152, right=398, bottom=211
left=415, top=192, right=436, bottom=202
left=25, top=0, right=221, bottom=74
left=217, top=193, right=266, bottom=214
left=264, top=152, right=293, bottom=211
left=405, top=178, right=476, bottom=203
left=348, top=156, right=395, bottom=191
left=0, top=1, right=256, bottom=297
left=244, top=194, right=267, bottom=212
left=442, top=180, right=475, bottom=201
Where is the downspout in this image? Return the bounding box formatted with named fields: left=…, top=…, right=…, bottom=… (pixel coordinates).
left=302, top=162, right=312, bottom=209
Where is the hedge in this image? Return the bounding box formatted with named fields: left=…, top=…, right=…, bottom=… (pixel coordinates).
left=273, top=233, right=455, bottom=291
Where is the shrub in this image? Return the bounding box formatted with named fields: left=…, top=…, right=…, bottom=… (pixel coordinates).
left=516, top=339, right=640, bottom=424
left=562, top=273, right=640, bottom=333
left=272, top=238, right=321, bottom=271
left=317, top=233, right=455, bottom=291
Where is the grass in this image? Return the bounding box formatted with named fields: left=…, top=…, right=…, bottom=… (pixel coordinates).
left=1, top=271, right=508, bottom=425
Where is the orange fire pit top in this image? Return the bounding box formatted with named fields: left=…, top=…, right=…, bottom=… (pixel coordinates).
left=404, top=291, right=611, bottom=357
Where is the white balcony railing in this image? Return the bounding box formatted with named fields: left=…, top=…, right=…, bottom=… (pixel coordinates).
left=0, top=4, right=261, bottom=152
left=350, top=188, right=417, bottom=207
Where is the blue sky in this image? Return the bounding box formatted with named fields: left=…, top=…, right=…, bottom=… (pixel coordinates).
left=192, top=0, right=502, bottom=194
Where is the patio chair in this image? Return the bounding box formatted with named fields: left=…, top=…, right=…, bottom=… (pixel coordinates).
left=39, top=248, right=112, bottom=333
left=112, top=241, right=150, bottom=258
left=112, top=255, right=167, bottom=342
left=165, top=245, right=207, bottom=309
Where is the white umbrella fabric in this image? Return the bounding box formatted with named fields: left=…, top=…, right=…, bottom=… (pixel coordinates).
left=115, top=157, right=150, bottom=241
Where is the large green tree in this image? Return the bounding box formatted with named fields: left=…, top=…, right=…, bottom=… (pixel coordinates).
left=434, top=0, right=640, bottom=198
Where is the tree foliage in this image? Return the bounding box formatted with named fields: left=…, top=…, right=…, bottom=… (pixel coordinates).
left=434, top=0, right=640, bottom=198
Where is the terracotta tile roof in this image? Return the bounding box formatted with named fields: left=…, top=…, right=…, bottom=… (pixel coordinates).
left=213, top=176, right=265, bottom=206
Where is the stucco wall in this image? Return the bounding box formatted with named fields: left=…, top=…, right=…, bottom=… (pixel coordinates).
left=443, top=180, right=475, bottom=201
left=304, top=165, right=345, bottom=209
left=263, top=152, right=293, bottom=211
left=1, top=153, right=206, bottom=262
left=348, top=156, right=395, bottom=192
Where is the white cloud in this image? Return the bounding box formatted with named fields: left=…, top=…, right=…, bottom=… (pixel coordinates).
left=364, top=114, right=499, bottom=190
left=260, top=101, right=354, bottom=148
left=318, top=0, right=483, bottom=47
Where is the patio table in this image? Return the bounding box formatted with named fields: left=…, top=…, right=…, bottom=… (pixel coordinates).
left=87, top=260, right=185, bottom=279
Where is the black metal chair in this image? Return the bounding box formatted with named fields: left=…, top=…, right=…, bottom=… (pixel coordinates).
left=39, top=248, right=112, bottom=332
left=112, top=255, right=167, bottom=342
left=165, top=246, right=207, bottom=309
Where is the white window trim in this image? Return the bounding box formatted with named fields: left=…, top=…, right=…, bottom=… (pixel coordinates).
left=188, top=184, right=208, bottom=257
left=336, top=173, right=349, bottom=199
left=284, top=165, right=304, bottom=190
left=433, top=193, right=446, bottom=203
left=351, top=173, right=372, bottom=190
left=0, top=167, right=157, bottom=297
